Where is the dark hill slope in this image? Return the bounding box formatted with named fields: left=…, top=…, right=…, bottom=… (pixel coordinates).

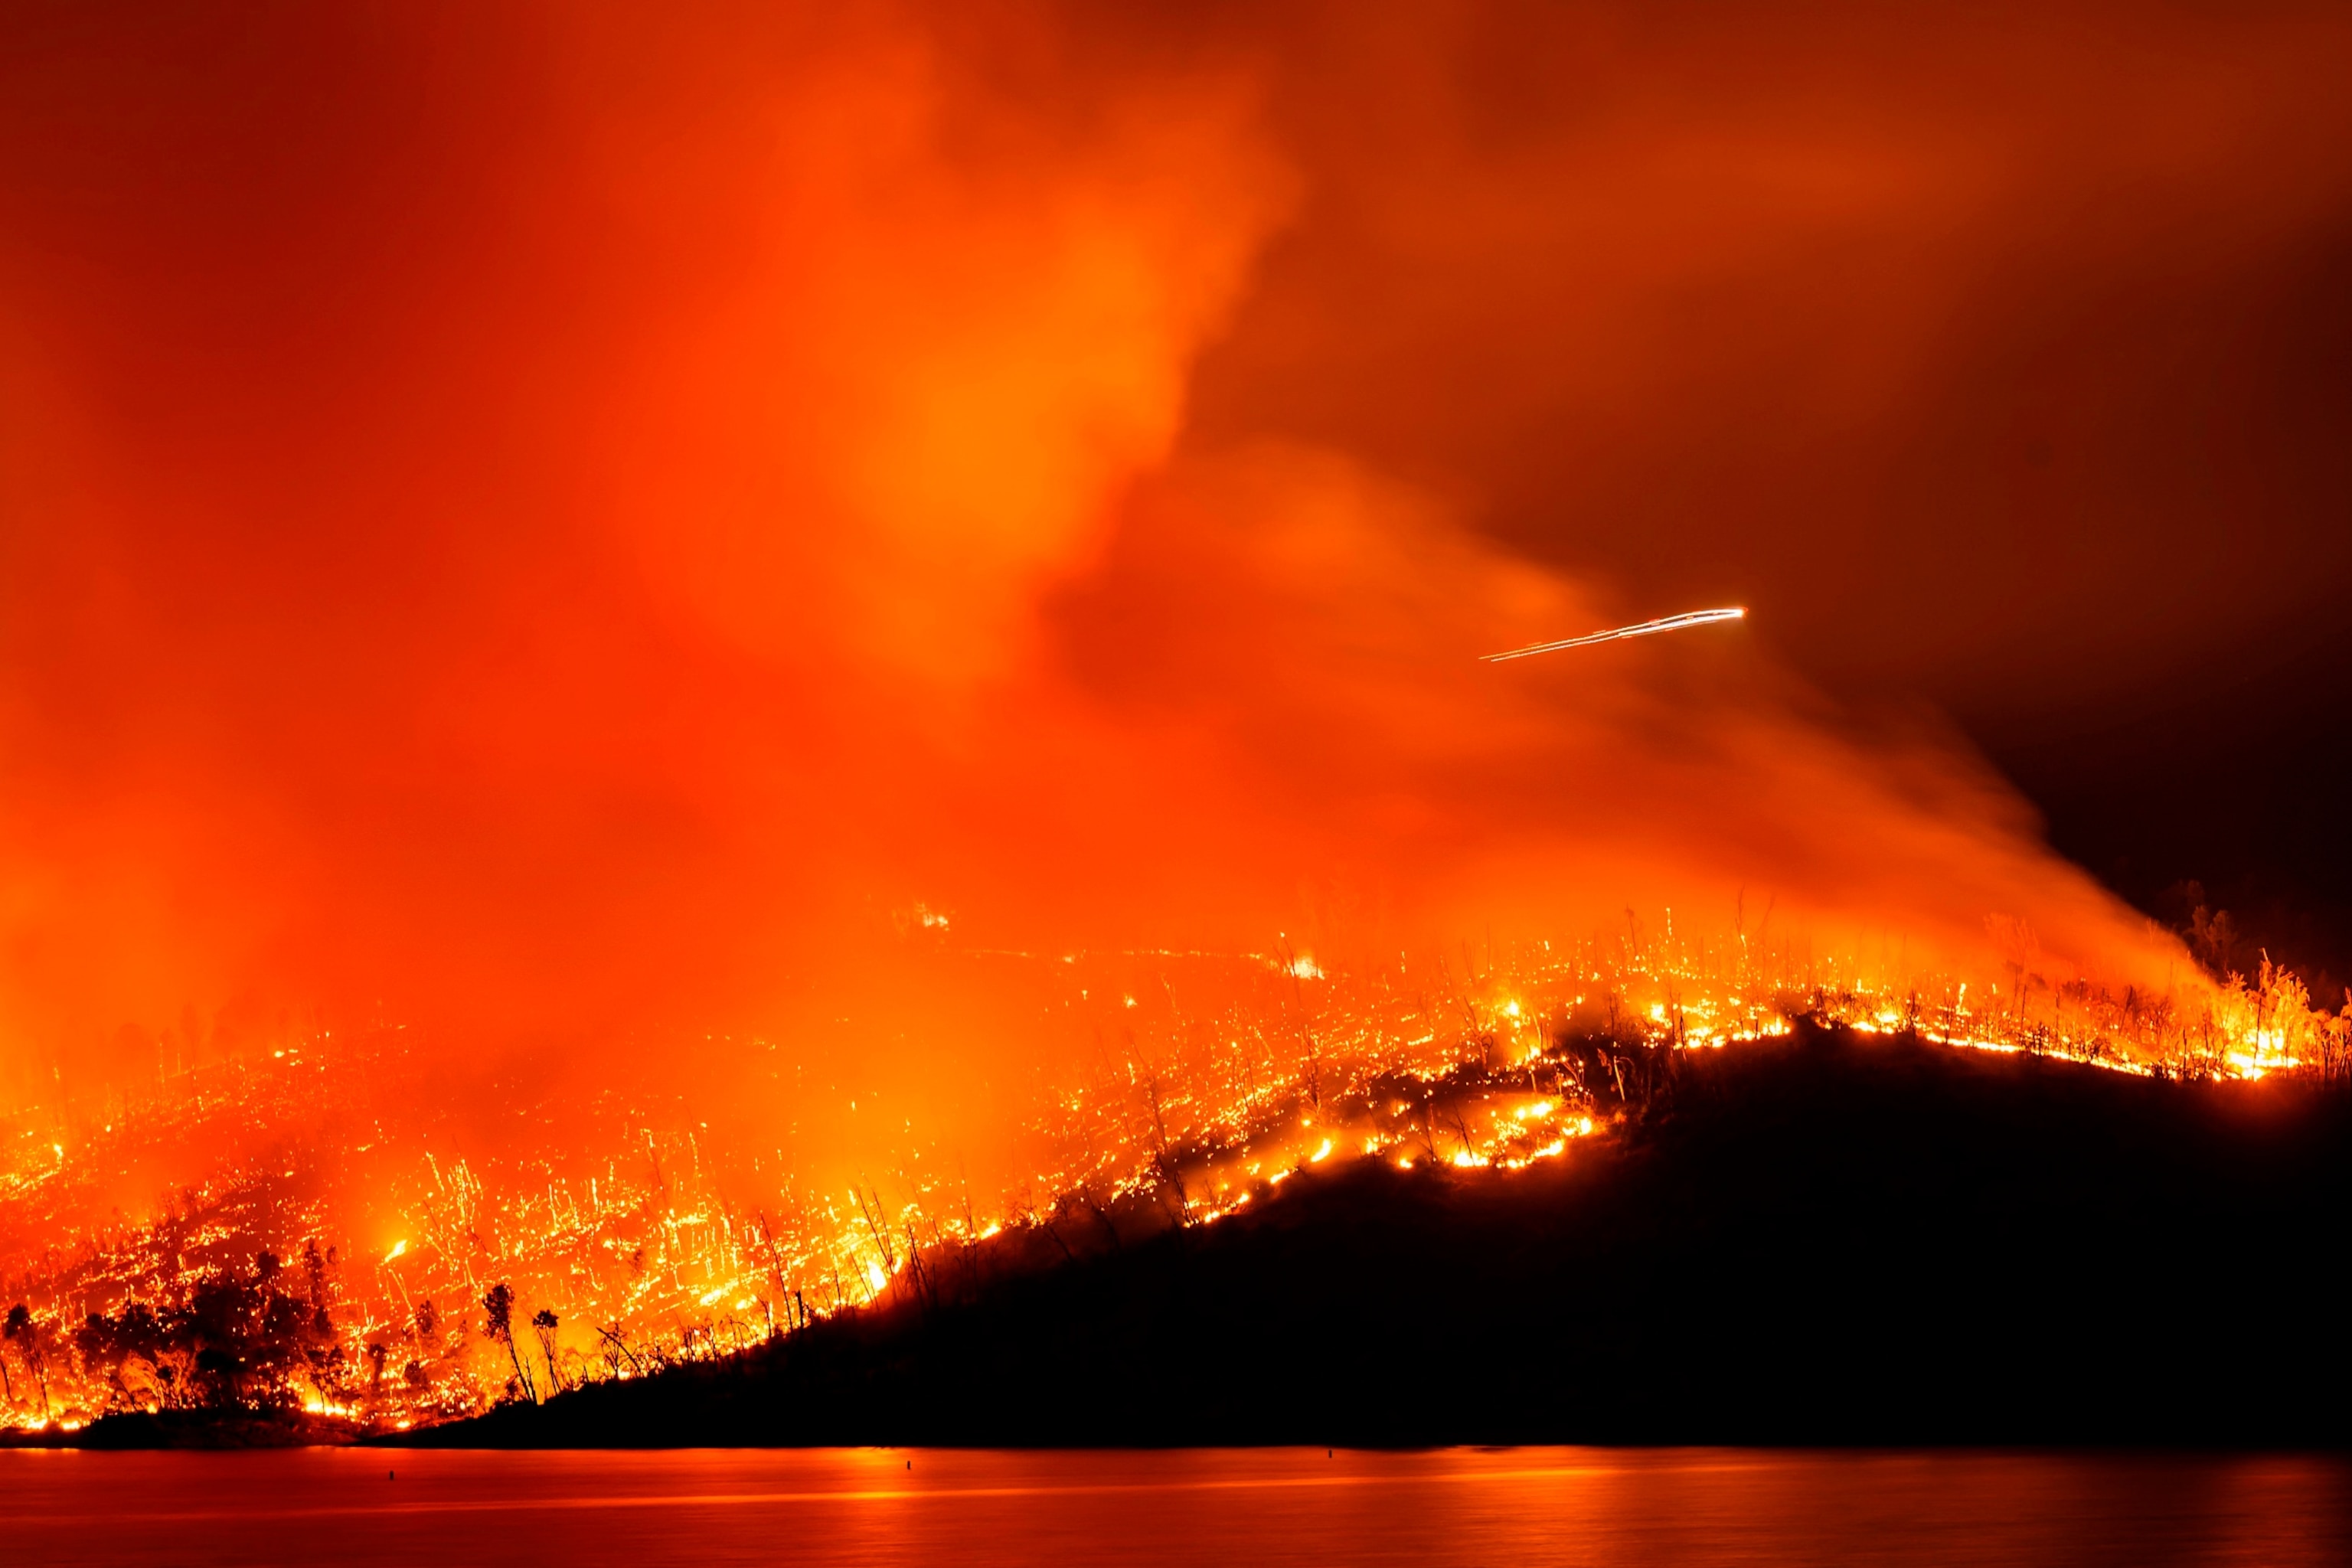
left=400, top=1031, right=2352, bottom=1447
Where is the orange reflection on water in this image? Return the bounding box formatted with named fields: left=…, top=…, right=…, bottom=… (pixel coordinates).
left=5, top=1447, right=2347, bottom=1566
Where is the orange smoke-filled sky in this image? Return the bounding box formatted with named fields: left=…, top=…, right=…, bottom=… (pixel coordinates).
left=3, top=1, right=2349, bottom=1114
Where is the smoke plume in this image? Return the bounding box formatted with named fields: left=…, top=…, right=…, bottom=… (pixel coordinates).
left=5, top=1, right=2345, bottom=1186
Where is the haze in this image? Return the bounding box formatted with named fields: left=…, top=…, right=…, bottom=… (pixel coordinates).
left=3, top=2, right=2346, bottom=1176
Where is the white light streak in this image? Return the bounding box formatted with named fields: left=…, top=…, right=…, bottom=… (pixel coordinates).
left=1481, top=606, right=1746, bottom=662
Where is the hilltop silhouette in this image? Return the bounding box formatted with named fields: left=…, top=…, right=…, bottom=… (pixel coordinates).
left=391, top=1026, right=2352, bottom=1448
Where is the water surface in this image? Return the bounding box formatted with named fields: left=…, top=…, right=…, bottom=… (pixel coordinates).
left=5, top=1447, right=2347, bottom=1566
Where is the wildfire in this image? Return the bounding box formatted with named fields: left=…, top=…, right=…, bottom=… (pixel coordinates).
left=2, top=922, right=2344, bottom=1436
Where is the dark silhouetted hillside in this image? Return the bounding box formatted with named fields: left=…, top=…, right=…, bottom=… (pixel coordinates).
left=394, top=1028, right=2352, bottom=1447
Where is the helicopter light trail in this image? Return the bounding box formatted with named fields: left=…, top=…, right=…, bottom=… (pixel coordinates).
left=1481, top=606, right=1747, bottom=662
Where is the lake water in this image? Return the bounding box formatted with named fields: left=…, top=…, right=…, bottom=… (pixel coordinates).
left=4, top=1447, right=2347, bottom=1566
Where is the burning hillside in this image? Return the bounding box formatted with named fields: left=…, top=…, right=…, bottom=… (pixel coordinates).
left=5, top=925, right=2341, bottom=1437
left=403, top=1018, right=2352, bottom=1449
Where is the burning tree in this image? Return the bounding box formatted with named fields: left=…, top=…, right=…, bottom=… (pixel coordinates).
left=4, top=1302, right=51, bottom=1421
left=482, top=1282, right=535, bottom=1404
left=530, top=1308, right=563, bottom=1396
left=60, top=1252, right=346, bottom=1416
